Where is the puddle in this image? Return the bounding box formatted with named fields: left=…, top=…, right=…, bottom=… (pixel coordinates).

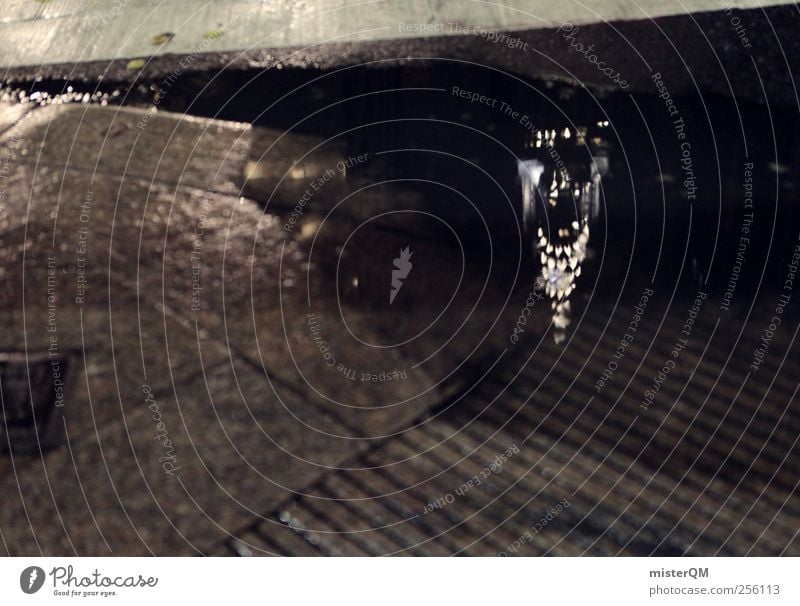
left=4, top=61, right=799, bottom=345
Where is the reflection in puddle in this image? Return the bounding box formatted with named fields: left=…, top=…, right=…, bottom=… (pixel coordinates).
left=519, top=125, right=607, bottom=343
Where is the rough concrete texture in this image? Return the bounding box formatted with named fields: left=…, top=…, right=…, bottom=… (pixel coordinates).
left=4, top=4, right=799, bottom=107
left=0, top=0, right=792, bottom=68
left=0, top=102, right=535, bottom=554
left=207, top=297, right=800, bottom=556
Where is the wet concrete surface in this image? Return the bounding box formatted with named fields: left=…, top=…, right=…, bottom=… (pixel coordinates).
left=0, top=101, right=538, bottom=554
left=3, top=20, right=800, bottom=554
left=210, top=300, right=800, bottom=556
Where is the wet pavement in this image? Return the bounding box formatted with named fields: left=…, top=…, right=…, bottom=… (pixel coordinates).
left=0, top=101, right=533, bottom=554
left=209, top=300, right=800, bottom=556
left=2, top=35, right=800, bottom=555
